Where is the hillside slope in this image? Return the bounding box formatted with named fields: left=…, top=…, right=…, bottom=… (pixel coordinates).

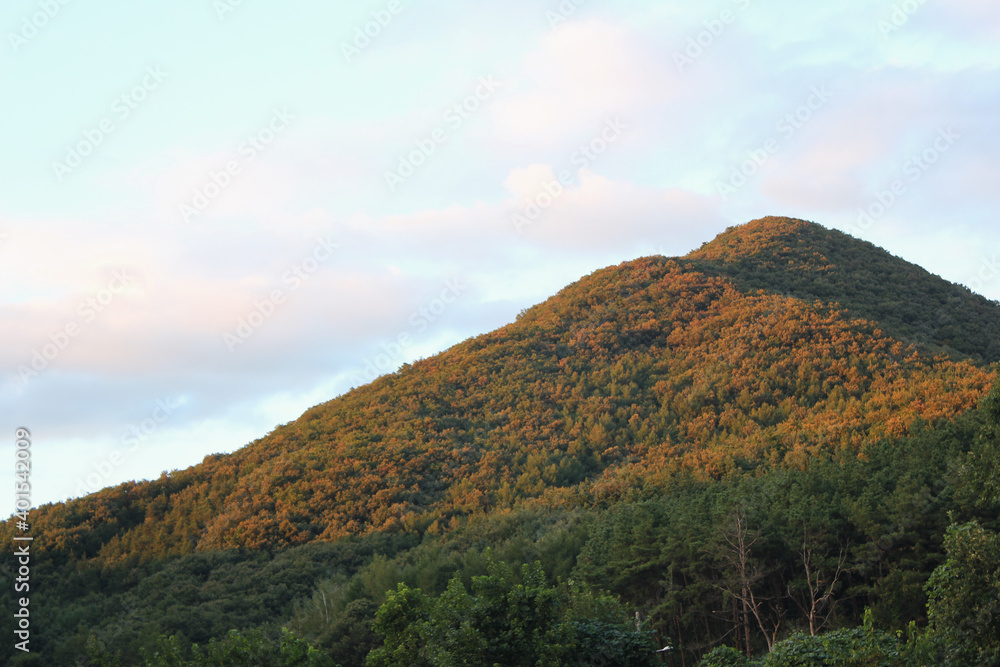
left=13, top=217, right=997, bottom=564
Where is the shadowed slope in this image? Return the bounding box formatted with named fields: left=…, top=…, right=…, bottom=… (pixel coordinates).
left=684, top=216, right=1000, bottom=363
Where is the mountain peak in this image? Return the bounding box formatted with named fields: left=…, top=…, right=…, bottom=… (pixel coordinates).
left=681, top=217, right=1000, bottom=364
left=686, top=216, right=840, bottom=271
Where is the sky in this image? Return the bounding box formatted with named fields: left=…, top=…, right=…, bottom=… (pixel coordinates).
left=2, top=0, right=999, bottom=512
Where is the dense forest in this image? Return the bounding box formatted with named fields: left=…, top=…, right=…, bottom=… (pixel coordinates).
left=4, top=217, right=1000, bottom=665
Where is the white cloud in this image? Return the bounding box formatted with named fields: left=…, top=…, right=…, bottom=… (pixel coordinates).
left=491, top=19, right=673, bottom=149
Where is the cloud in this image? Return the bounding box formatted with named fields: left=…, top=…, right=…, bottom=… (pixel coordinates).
left=506, top=167, right=722, bottom=254
left=490, top=19, right=673, bottom=149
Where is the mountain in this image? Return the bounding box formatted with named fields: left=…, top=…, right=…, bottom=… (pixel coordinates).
left=11, top=217, right=997, bottom=565
left=8, top=216, right=1000, bottom=666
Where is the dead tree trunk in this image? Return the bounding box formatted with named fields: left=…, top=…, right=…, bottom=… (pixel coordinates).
left=719, top=511, right=783, bottom=653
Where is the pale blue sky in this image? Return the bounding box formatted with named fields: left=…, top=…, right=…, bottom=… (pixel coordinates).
left=3, top=0, right=999, bottom=511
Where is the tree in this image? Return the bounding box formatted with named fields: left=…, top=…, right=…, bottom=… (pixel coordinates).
left=788, top=528, right=847, bottom=636
left=718, top=512, right=783, bottom=654
left=926, top=521, right=1000, bottom=665
left=140, top=628, right=333, bottom=667
left=698, top=645, right=751, bottom=666
left=367, top=553, right=656, bottom=666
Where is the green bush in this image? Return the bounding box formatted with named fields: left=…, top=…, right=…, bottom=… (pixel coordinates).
left=698, top=645, right=751, bottom=666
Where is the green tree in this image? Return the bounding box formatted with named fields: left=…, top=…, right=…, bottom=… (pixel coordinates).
left=367, top=553, right=655, bottom=666
left=926, top=521, right=1000, bottom=665
left=140, top=628, right=333, bottom=667
left=698, top=645, right=751, bottom=666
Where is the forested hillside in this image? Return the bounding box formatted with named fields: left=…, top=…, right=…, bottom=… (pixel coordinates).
left=4, top=217, right=999, bottom=665
left=9, top=219, right=995, bottom=562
